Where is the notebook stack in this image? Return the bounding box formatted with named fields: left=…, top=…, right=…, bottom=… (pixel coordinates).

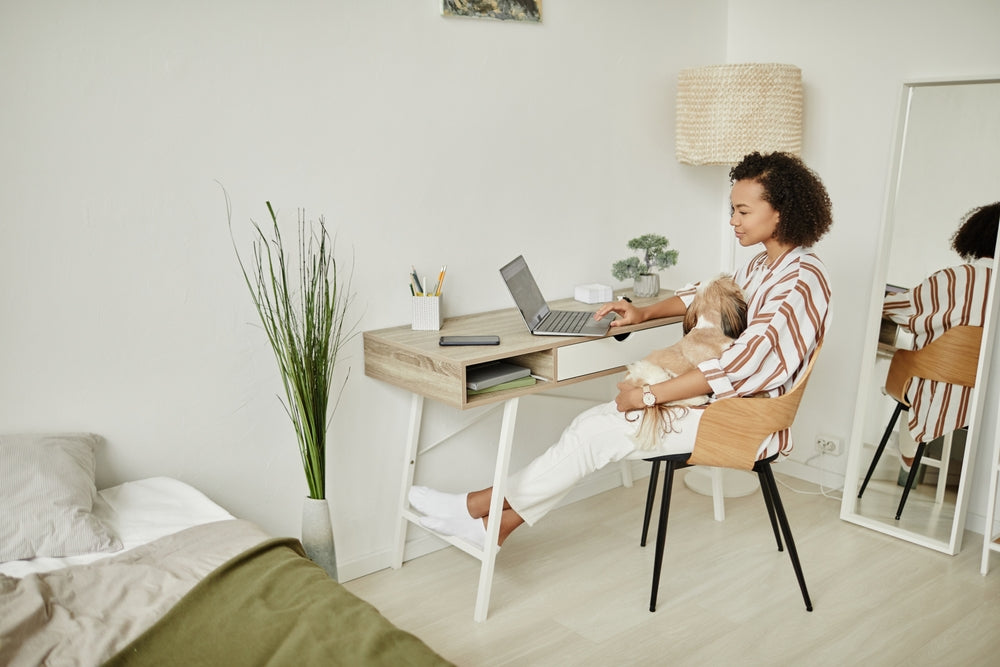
left=466, top=361, right=535, bottom=395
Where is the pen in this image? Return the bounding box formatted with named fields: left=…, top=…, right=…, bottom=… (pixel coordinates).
left=411, top=266, right=423, bottom=295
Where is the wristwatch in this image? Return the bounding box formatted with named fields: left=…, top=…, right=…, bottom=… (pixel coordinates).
left=641, top=384, right=656, bottom=407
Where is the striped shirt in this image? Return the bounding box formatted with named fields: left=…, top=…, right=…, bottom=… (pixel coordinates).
left=676, top=247, right=832, bottom=457
left=882, top=257, right=992, bottom=442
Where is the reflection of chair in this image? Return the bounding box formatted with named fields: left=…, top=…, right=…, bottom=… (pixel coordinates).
left=857, top=325, right=982, bottom=519
left=896, top=418, right=958, bottom=506
left=639, top=343, right=821, bottom=613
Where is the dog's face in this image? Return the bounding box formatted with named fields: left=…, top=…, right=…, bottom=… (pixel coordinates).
left=682, top=275, right=748, bottom=339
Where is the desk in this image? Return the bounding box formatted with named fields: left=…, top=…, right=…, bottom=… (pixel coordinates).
left=363, top=290, right=681, bottom=621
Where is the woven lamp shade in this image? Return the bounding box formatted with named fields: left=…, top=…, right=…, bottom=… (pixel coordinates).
left=675, top=63, right=803, bottom=166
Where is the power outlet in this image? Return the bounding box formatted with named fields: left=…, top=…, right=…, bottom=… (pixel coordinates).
left=815, top=434, right=842, bottom=455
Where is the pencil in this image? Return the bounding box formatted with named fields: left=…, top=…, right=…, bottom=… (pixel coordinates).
left=435, top=265, right=447, bottom=296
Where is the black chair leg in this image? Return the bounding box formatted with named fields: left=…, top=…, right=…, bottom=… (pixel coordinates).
left=649, top=461, right=676, bottom=612
left=758, top=464, right=812, bottom=612
left=895, top=442, right=927, bottom=520
left=758, top=471, right=784, bottom=552
left=858, top=402, right=905, bottom=498
left=641, top=460, right=661, bottom=547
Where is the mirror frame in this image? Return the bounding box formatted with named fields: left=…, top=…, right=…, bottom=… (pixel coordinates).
left=840, top=76, right=1000, bottom=555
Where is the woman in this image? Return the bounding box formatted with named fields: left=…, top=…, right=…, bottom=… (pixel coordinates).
left=411, top=151, right=833, bottom=549
left=882, top=201, right=1000, bottom=466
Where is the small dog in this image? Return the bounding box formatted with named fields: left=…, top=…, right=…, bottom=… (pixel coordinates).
left=623, top=274, right=748, bottom=450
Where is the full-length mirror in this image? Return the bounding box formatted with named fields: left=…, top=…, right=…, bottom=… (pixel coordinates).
left=841, top=78, right=1000, bottom=555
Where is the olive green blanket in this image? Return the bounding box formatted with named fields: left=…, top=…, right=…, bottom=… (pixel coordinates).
left=105, top=537, right=452, bottom=666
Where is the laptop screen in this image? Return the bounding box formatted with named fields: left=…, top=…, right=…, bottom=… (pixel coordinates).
left=500, top=255, right=549, bottom=330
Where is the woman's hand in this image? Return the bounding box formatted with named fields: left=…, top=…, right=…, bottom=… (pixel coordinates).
left=596, top=293, right=686, bottom=328
left=615, top=380, right=645, bottom=412
left=615, top=369, right=712, bottom=413
left=596, top=299, right=643, bottom=328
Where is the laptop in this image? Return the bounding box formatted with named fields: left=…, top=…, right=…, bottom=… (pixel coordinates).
left=500, top=255, right=615, bottom=337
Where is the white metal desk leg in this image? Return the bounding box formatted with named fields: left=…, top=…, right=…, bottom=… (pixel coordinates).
left=393, top=394, right=424, bottom=569
left=474, top=397, right=519, bottom=622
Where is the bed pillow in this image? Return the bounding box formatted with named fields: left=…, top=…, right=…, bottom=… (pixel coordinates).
left=0, top=432, right=123, bottom=562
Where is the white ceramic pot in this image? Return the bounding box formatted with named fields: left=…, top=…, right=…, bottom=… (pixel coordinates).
left=301, top=496, right=339, bottom=580
left=633, top=273, right=660, bottom=298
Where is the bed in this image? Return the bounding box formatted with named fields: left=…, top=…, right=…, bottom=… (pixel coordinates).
left=0, top=433, right=452, bottom=666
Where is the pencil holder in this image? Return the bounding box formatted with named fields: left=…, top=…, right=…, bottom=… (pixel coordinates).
left=412, top=296, right=442, bottom=331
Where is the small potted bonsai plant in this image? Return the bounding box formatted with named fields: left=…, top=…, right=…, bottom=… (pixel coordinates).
left=611, top=233, right=678, bottom=297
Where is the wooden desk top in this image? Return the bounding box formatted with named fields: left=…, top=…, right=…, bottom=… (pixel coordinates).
left=363, top=289, right=681, bottom=409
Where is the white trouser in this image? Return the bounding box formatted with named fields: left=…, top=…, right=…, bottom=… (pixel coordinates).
left=505, top=400, right=702, bottom=526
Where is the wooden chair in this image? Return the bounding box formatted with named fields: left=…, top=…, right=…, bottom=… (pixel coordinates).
left=639, top=342, right=822, bottom=613
left=857, top=325, right=982, bottom=519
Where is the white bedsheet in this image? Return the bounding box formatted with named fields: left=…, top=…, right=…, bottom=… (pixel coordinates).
left=0, top=477, right=234, bottom=578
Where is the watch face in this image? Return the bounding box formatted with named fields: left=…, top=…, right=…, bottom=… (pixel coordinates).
left=643, top=386, right=656, bottom=406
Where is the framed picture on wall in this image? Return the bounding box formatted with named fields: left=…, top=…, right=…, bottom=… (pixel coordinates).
left=442, top=0, right=541, bottom=23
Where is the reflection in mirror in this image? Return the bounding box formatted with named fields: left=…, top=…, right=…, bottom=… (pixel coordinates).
left=841, top=78, right=1000, bottom=555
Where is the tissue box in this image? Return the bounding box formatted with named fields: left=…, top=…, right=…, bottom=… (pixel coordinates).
left=574, top=283, right=614, bottom=304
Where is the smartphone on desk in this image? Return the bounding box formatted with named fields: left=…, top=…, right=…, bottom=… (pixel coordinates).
left=439, top=335, right=501, bottom=346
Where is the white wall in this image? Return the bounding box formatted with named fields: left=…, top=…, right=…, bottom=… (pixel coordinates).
left=723, top=0, right=1000, bottom=531
left=2, top=0, right=998, bottom=580
left=0, top=0, right=728, bottom=579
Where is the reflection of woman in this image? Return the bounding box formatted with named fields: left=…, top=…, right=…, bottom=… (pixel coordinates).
left=882, top=201, right=1000, bottom=465
left=410, top=152, right=832, bottom=550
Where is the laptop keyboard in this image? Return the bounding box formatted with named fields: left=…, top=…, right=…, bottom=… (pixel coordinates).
left=544, top=309, right=591, bottom=333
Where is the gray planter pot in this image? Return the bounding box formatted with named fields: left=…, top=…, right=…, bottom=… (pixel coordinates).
left=301, top=496, right=339, bottom=580
left=633, top=273, right=660, bottom=298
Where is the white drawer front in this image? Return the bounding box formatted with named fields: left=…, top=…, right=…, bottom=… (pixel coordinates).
left=555, top=324, right=682, bottom=381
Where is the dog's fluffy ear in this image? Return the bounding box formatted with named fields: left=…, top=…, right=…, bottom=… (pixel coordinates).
left=718, top=282, right=748, bottom=339
left=682, top=279, right=707, bottom=334
left=682, top=308, right=697, bottom=335
left=683, top=275, right=747, bottom=338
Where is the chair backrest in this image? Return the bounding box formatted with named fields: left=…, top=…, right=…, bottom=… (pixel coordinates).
left=884, top=325, right=983, bottom=406
left=686, top=341, right=823, bottom=471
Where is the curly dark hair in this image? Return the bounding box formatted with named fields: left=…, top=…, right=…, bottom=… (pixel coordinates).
left=951, top=201, right=999, bottom=260
left=729, top=151, right=832, bottom=247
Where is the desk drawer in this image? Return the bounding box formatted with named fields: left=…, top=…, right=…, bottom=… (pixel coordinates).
left=555, top=324, right=682, bottom=381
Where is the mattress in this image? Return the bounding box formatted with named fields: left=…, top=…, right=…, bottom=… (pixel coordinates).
left=0, top=476, right=235, bottom=579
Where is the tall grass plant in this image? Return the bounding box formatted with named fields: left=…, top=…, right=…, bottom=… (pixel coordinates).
left=226, top=194, right=356, bottom=500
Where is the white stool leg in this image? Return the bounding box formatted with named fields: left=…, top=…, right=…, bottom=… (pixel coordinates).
left=683, top=468, right=758, bottom=522
left=682, top=467, right=728, bottom=522
left=711, top=467, right=725, bottom=521
left=619, top=460, right=634, bottom=488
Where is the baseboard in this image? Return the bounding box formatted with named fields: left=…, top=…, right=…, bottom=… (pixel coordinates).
left=773, top=456, right=846, bottom=492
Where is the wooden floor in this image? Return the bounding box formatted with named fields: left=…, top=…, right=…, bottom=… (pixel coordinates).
left=344, top=470, right=1000, bottom=666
